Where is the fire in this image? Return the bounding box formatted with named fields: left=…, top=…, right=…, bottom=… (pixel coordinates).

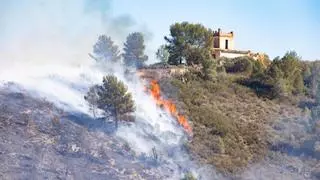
left=149, top=80, right=192, bottom=134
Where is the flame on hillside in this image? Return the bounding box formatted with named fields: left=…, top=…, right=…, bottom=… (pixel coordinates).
left=149, top=80, right=192, bottom=134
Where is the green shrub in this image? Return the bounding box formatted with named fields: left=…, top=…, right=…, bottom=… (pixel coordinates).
left=224, top=56, right=265, bottom=78
left=181, top=172, right=197, bottom=180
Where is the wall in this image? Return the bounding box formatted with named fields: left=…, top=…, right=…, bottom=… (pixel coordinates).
left=219, top=36, right=234, bottom=50
left=219, top=51, right=248, bottom=59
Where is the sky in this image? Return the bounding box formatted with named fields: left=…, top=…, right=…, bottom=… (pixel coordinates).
left=0, top=0, right=319, bottom=64
left=111, top=0, right=320, bottom=60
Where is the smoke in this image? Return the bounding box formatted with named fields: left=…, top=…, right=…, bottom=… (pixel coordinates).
left=2, top=1, right=317, bottom=179
left=0, top=1, right=214, bottom=179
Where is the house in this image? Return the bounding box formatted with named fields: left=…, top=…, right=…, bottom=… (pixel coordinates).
left=212, top=28, right=264, bottom=61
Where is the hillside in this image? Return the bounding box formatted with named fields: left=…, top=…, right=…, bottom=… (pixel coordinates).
left=0, top=84, right=166, bottom=180
left=138, top=64, right=320, bottom=179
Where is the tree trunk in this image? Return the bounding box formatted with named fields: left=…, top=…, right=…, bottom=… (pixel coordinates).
left=115, top=111, right=118, bottom=130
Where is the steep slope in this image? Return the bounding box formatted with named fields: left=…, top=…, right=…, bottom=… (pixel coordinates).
left=0, top=84, right=163, bottom=180
left=138, top=66, right=320, bottom=179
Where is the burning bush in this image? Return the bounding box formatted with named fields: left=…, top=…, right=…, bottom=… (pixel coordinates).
left=149, top=80, right=192, bottom=134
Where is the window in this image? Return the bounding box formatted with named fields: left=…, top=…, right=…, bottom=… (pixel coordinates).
left=225, top=39, right=229, bottom=49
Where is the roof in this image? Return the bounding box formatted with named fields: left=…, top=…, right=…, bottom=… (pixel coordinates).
left=213, top=48, right=250, bottom=54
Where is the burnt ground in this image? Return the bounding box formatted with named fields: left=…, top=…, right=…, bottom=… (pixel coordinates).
left=0, top=84, right=165, bottom=180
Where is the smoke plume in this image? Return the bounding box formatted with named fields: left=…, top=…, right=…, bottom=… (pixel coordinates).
left=0, top=1, right=214, bottom=179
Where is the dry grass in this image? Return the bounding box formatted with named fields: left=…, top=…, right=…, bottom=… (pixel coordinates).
left=159, top=71, right=302, bottom=174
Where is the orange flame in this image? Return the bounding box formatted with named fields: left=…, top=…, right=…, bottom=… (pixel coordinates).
left=149, top=80, right=192, bottom=134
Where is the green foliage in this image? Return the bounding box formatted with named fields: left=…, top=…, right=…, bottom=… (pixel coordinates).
left=85, top=75, right=135, bottom=129
left=181, top=172, right=197, bottom=180
left=243, top=51, right=304, bottom=98
left=200, top=49, right=216, bottom=80
left=266, top=51, right=304, bottom=96
left=317, top=80, right=320, bottom=105
left=156, top=45, right=169, bottom=63
left=91, top=35, right=121, bottom=63
left=224, top=56, right=264, bottom=77
left=303, top=61, right=320, bottom=98
left=169, top=74, right=268, bottom=173
left=164, top=22, right=213, bottom=65
left=123, top=32, right=148, bottom=68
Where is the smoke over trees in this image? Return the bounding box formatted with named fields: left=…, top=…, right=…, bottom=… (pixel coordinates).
left=89, top=32, right=149, bottom=70
left=123, top=32, right=148, bottom=68
left=91, top=35, right=121, bottom=64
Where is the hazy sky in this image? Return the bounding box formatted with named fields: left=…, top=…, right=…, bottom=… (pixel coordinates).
left=0, top=0, right=319, bottom=63
left=112, top=0, right=320, bottom=60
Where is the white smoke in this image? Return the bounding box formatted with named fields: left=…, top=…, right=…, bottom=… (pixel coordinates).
left=0, top=1, right=215, bottom=179
left=3, top=1, right=307, bottom=180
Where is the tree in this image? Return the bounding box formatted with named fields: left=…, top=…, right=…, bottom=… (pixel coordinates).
left=224, top=56, right=265, bottom=77
left=156, top=45, right=169, bottom=64
left=123, top=32, right=148, bottom=68
left=164, top=22, right=213, bottom=65
left=262, top=51, right=304, bottom=96
left=97, top=75, right=135, bottom=129
left=91, top=35, right=121, bottom=64
left=303, top=61, right=320, bottom=97
left=84, top=85, right=101, bottom=119
left=317, top=79, right=320, bottom=105
left=200, top=48, right=216, bottom=80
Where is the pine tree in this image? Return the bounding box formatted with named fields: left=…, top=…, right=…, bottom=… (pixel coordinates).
left=92, top=35, right=121, bottom=63
left=97, top=75, right=135, bottom=129
left=123, top=32, right=148, bottom=68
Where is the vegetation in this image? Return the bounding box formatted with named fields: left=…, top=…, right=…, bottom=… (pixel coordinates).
left=156, top=45, right=169, bottom=64
left=90, top=35, right=121, bottom=64
left=317, top=83, right=320, bottom=105
left=84, top=75, right=135, bottom=129
left=154, top=22, right=320, bottom=173
left=303, top=61, right=320, bottom=99
left=233, top=51, right=307, bottom=99
left=86, top=21, right=320, bottom=176
left=224, top=56, right=265, bottom=77
left=123, top=32, right=148, bottom=68
left=181, top=172, right=197, bottom=180
left=263, top=51, right=304, bottom=95
left=164, top=22, right=213, bottom=65
left=199, top=49, right=216, bottom=80
left=163, top=73, right=270, bottom=174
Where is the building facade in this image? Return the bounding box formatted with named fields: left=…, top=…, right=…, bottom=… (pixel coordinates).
left=212, top=28, right=253, bottom=59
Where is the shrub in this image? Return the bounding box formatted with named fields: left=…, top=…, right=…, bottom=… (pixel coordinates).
left=181, top=172, right=197, bottom=180
left=166, top=73, right=268, bottom=174
left=224, top=56, right=264, bottom=77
